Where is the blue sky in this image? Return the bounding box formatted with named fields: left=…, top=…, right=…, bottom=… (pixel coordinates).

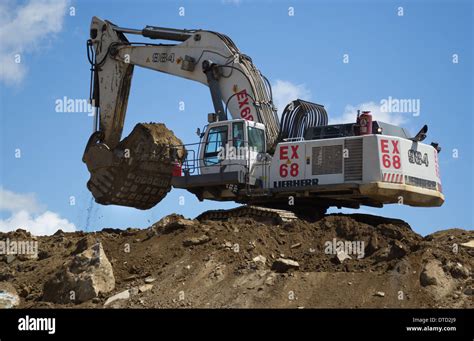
left=0, top=0, right=472, bottom=235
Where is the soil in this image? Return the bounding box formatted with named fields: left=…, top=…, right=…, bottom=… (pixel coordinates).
left=0, top=213, right=472, bottom=308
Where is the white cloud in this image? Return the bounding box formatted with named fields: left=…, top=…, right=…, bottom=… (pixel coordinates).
left=0, top=188, right=75, bottom=236
left=0, top=0, right=68, bottom=85
left=0, top=187, right=44, bottom=213
left=272, top=80, right=311, bottom=116
left=330, top=101, right=408, bottom=126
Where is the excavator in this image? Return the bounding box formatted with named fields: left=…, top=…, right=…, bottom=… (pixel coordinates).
left=83, top=17, right=444, bottom=221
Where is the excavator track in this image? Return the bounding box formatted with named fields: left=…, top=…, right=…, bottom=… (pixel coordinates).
left=84, top=123, right=185, bottom=210
left=196, top=205, right=298, bottom=224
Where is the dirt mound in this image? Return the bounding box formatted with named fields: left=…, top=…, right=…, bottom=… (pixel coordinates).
left=0, top=213, right=472, bottom=308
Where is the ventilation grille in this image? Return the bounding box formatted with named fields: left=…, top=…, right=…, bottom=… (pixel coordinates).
left=344, top=138, right=363, bottom=181
left=312, top=145, right=343, bottom=175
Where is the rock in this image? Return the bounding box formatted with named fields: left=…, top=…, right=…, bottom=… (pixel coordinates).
left=0, top=268, right=14, bottom=281
left=72, top=235, right=99, bottom=255
left=0, top=282, right=20, bottom=308
left=463, top=287, right=473, bottom=296
left=14, top=229, right=32, bottom=238
left=18, top=284, right=31, bottom=298
left=265, top=273, right=277, bottom=286
left=154, top=214, right=195, bottom=234
left=388, top=241, right=406, bottom=259
left=129, top=287, right=139, bottom=296
left=448, top=263, right=470, bottom=279
left=374, top=291, right=385, bottom=297
left=139, top=284, right=153, bottom=293
left=271, top=258, right=300, bottom=273
left=43, top=242, right=115, bottom=304
left=53, top=229, right=65, bottom=236
left=290, top=243, right=302, bottom=249
left=373, top=247, right=391, bottom=262
left=104, top=289, right=130, bottom=306
left=6, top=254, right=16, bottom=264
left=124, top=274, right=138, bottom=282
left=420, top=260, right=455, bottom=299
left=367, top=233, right=380, bottom=254
left=336, top=250, right=352, bottom=264
left=38, top=250, right=51, bottom=260
left=420, top=260, right=446, bottom=286
left=183, top=235, right=210, bottom=247
left=252, top=255, right=266, bottom=264
left=144, top=277, right=156, bottom=284
left=374, top=241, right=406, bottom=262
left=460, top=240, right=474, bottom=248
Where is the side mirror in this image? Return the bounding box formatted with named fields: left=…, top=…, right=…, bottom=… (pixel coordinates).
left=196, top=128, right=201, bottom=136
left=411, top=125, right=428, bottom=142
left=431, top=142, right=441, bottom=153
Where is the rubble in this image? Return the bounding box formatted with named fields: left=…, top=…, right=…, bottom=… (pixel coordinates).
left=139, top=284, right=153, bottom=293
left=104, top=289, right=130, bottom=306
left=336, top=251, right=352, bottom=264
left=0, top=282, right=20, bottom=308
left=144, top=277, right=156, bottom=284
left=420, top=260, right=447, bottom=287
left=183, top=235, right=210, bottom=247
left=43, top=242, right=115, bottom=304
left=0, top=213, right=471, bottom=308
left=271, top=258, right=300, bottom=272
left=252, top=255, right=267, bottom=264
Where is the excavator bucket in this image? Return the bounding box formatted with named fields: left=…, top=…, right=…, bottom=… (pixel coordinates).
left=83, top=123, right=185, bottom=210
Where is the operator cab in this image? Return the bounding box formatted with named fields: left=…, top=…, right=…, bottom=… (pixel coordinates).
left=199, top=119, right=266, bottom=175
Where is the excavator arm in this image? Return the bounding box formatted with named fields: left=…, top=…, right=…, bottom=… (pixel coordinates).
left=87, top=16, right=279, bottom=150
left=83, top=17, right=279, bottom=209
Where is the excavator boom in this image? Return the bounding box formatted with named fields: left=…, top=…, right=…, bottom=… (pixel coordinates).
left=87, top=16, right=279, bottom=150
left=83, top=17, right=280, bottom=209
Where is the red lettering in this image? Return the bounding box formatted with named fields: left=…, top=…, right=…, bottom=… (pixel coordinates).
left=290, top=145, right=299, bottom=159
left=236, top=89, right=247, bottom=101
left=381, top=139, right=389, bottom=153
left=382, top=154, right=391, bottom=168
left=238, top=96, right=249, bottom=108
left=236, top=89, right=253, bottom=121
left=279, top=164, right=288, bottom=177
left=391, top=140, right=400, bottom=154
left=290, top=163, right=299, bottom=177
left=241, top=107, right=251, bottom=118
left=280, top=146, right=288, bottom=160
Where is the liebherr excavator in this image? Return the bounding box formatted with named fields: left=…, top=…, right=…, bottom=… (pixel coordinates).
left=83, top=17, right=444, bottom=220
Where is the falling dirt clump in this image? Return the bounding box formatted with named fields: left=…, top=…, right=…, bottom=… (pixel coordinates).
left=0, top=213, right=472, bottom=308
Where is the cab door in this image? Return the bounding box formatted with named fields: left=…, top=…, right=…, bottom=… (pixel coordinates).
left=200, top=123, right=230, bottom=174
left=225, top=121, right=265, bottom=174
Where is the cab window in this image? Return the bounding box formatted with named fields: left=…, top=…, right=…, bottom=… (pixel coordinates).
left=204, top=125, right=228, bottom=165
left=247, top=126, right=265, bottom=153
left=232, top=122, right=244, bottom=149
